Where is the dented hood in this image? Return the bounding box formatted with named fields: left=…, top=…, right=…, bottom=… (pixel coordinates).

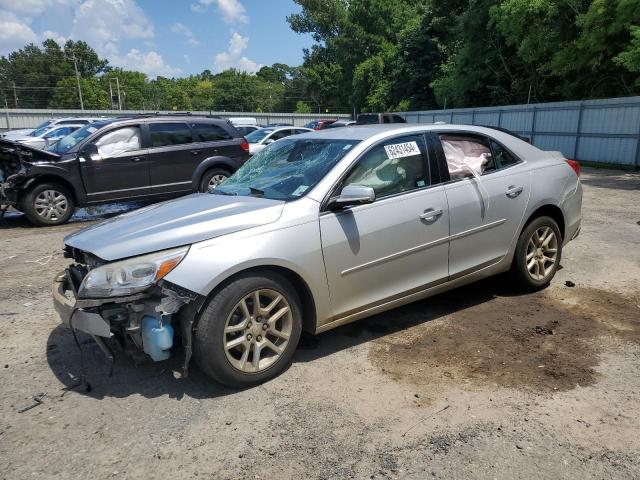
left=64, top=193, right=285, bottom=261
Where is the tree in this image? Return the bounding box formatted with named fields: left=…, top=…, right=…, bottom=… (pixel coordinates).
left=295, top=100, right=312, bottom=113
left=50, top=77, right=110, bottom=109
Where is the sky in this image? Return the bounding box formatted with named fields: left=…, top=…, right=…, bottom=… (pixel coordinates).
left=0, top=0, right=314, bottom=77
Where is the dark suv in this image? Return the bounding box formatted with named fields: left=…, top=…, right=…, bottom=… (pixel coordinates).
left=356, top=113, right=406, bottom=125
left=0, top=115, right=249, bottom=226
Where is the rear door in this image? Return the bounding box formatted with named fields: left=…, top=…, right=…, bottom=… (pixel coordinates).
left=191, top=122, right=240, bottom=166
left=147, top=122, right=196, bottom=195
left=430, top=131, right=531, bottom=278
left=80, top=124, right=150, bottom=202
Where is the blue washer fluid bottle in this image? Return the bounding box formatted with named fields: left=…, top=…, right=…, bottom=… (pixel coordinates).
left=141, top=315, right=174, bottom=361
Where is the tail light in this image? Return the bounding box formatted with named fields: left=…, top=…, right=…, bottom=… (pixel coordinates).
left=566, top=159, right=580, bottom=177
left=240, top=138, right=249, bottom=154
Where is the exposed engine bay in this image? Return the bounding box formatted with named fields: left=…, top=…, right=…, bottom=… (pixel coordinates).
left=55, top=246, right=205, bottom=381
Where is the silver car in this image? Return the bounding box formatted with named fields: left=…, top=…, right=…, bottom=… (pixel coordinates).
left=14, top=124, right=84, bottom=150
left=246, top=126, right=313, bottom=156
left=53, top=124, right=582, bottom=387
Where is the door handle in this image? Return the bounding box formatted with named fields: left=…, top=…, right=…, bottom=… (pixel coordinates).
left=131, top=157, right=143, bottom=162
left=505, top=185, right=524, bottom=198
left=419, top=208, right=443, bottom=222
left=190, top=150, right=201, bottom=155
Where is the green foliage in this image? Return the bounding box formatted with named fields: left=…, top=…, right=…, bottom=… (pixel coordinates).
left=2, top=2, right=640, bottom=114
left=295, top=100, right=312, bottom=113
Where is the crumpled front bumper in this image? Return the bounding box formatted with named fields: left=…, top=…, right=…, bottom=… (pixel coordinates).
left=52, top=270, right=113, bottom=338
left=0, top=181, right=19, bottom=206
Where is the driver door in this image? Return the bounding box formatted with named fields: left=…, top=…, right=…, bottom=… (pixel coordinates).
left=80, top=125, right=151, bottom=202
left=319, top=134, right=450, bottom=320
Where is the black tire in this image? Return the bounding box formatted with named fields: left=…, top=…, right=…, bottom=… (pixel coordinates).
left=511, top=215, right=562, bottom=291
left=194, top=272, right=303, bottom=388
left=199, top=167, right=231, bottom=192
left=21, top=182, right=75, bottom=226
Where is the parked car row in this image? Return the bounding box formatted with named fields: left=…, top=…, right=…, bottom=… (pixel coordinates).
left=1, top=115, right=250, bottom=226
left=50, top=122, right=582, bottom=388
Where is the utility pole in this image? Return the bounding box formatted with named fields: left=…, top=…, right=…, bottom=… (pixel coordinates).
left=108, top=78, right=122, bottom=110
left=11, top=81, right=18, bottom=108
left=70, top=54, right=84, bottom=110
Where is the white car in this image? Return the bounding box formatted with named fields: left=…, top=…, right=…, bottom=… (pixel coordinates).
left=246, top=126, right=313, bottom=155
left=14, top=124, right=84, bottom=150
left=1, top=117, right=101, bottom=140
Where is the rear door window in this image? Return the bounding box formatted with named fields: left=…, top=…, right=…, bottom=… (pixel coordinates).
left=270, top=129, right=292, bottom=141
left=193, top=123, right=233, bottom=142
left=149, top=122, right=193, bottom=148
left=438, top=134, right=495, bottom=179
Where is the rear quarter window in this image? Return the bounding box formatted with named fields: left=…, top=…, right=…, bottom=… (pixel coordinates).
left=193, top=123, right=234, bottom=142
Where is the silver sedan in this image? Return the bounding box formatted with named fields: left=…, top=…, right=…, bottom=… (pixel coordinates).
left=53, top=124, right=582, bottom=387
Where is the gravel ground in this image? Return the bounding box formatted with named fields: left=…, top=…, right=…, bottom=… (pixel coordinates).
left=1, top=167, right=639, bottom=480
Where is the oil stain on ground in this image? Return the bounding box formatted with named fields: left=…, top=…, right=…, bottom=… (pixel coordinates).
left=362, top=281, right=640, bottom=392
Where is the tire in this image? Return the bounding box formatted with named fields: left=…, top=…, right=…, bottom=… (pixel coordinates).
left=194, top=272, right=303, bottom=388
left=199, top=167, right=231, bottom=193
left=510, top=215, right=562, bottom=291
left=21, top=182, right=75, bottom=226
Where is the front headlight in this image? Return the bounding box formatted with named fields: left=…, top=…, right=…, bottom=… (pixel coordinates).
left=78, top=246, right=189, bottom=298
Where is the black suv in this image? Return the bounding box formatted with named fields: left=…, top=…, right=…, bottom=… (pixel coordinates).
left=0, top=115, right=249, bottom=226
left=355, top=113, right=406, bottom=125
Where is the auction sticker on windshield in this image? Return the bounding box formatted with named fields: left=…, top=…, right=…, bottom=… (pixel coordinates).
left=384, top=141, right=420, bottom=159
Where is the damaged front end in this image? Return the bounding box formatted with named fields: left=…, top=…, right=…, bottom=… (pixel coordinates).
left=1, top=139, right=60, bottom=210
left=52, top=245, right=204, bottom=379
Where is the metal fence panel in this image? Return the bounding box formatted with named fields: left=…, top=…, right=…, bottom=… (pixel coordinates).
left=0, top=109, right=351, bottom=131
left=398, top=96, right=640, bottom=167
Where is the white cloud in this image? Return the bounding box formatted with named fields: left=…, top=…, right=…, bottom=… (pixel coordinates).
left=70, top=0, right=154, bottom=56
left=214, top=31, right=261, bottom=73
left=112, top=49, right=182, bottom=78
left=171, top=22, right=199, bottom=46
left=191, top=0, right=248, bottom=24
left=0, top=12, right=38, bottom=55
left=0, top=0, right=78, bottom=17
left=41, top=30, right=67, bottom=45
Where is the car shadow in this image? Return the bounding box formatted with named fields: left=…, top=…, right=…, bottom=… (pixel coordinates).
left=46, top=274, right=525, bottom=400
left=580, top=167, right=640, bottom=191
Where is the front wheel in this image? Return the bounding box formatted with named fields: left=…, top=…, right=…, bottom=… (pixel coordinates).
left=511, top=215, right=562, bottom=291
left=21, top=182, right=75, bottom=226
left=194, top=272, right=303, bottom=388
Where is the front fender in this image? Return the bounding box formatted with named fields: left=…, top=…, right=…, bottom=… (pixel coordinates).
left=191, top=156, right=239, bottom=190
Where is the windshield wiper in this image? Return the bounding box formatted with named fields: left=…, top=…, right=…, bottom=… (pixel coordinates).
left=210, top=188, right=236, bottom=196
left=248, top=186, right=265, bottom=196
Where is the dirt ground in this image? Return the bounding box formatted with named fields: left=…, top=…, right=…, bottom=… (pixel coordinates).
left=1, top=167, right=639, bottom=480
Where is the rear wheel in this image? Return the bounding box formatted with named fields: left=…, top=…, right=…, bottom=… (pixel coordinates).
left=194, top=272, right=303, bottom=388
left=199, top=167, right=231, bottom=192
left=511, top=216, right=562, bottom=291
left=22, top=182, right=75, bottom=226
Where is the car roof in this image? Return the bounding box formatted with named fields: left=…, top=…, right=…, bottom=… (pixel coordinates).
left=293, top=123, right=527, bottom=141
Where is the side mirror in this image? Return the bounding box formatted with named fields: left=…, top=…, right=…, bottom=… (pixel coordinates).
left=263, top=138, right=275, bottom=145
left=327, top=184, right=375, bottom=209
left=80, top=143, right=101, bottom=161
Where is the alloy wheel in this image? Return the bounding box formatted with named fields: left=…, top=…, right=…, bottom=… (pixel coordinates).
left=208, top=174, right=228, bottom=189
left=525, top=226, right=558, bottom=281
left=34, top=189, right=69, bottom=221
left=223, top=289, right=293, bottom=373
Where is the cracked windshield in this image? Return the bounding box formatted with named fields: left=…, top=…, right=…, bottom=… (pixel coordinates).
left=215, top=138, right=359, bottom=200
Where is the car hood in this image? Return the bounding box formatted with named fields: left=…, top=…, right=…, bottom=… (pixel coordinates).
left=2, top=129, right=33, bottom=139
left=64, top=194, right=285, bottom=261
